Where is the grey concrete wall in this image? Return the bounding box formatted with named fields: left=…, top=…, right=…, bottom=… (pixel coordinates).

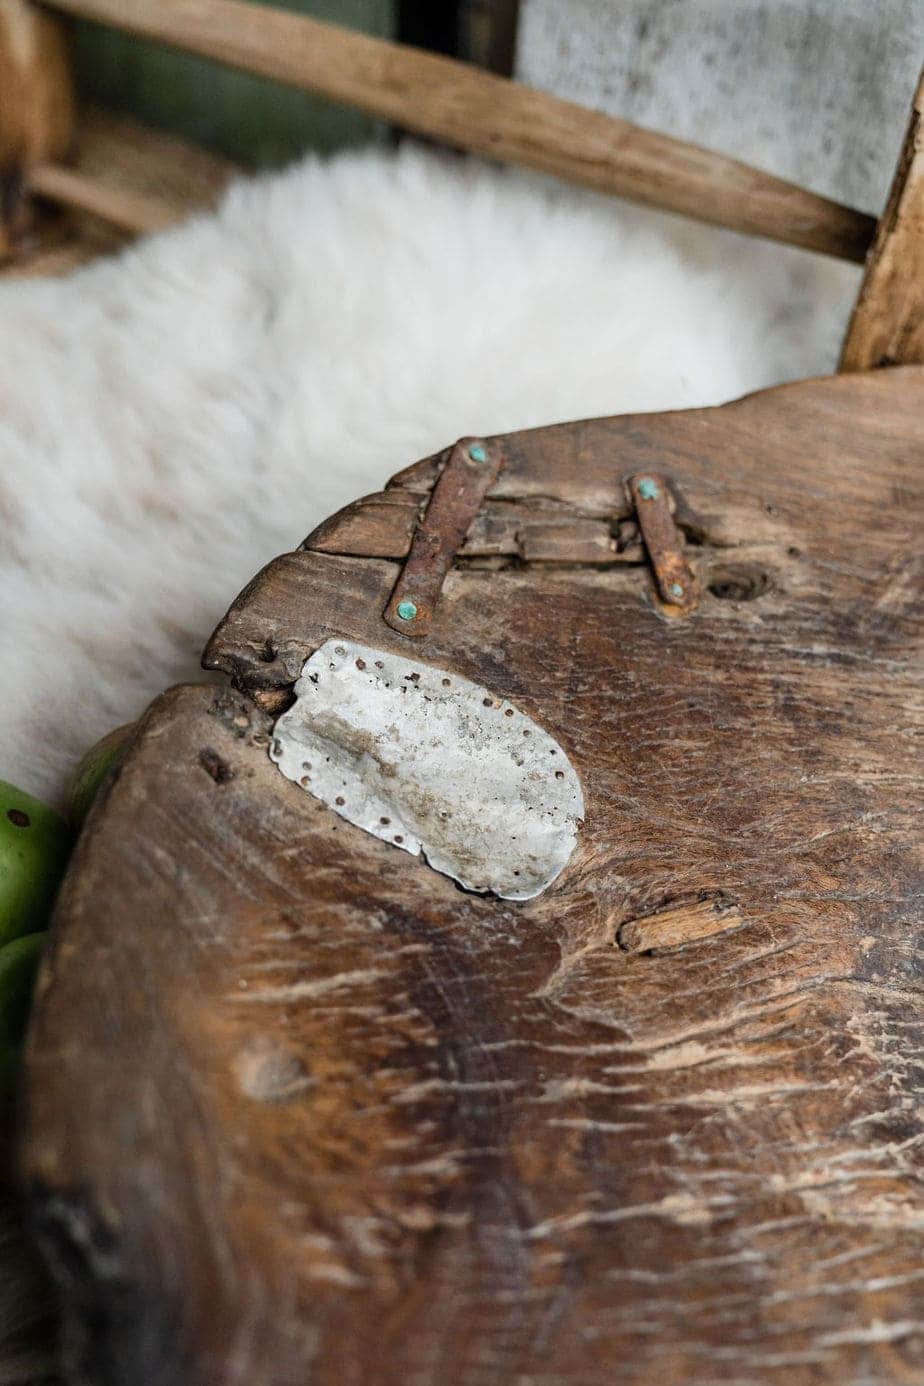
left=516, top=1, right=924, bottom=213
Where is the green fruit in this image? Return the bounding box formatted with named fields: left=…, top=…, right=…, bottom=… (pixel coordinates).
left=0, top=783, right=72, bottom=948
left=68, top=724, right=132, bottom=828
left=0, top=1045, right=24, bottom=1107
left=0, top=931, right=47, bottom=1049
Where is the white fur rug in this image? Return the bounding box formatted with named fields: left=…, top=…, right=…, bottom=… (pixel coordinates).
left=0, top=144, right=860, bottom=808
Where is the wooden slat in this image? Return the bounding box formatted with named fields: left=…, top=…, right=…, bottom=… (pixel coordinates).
left=30, top=162, right=178, bottom=234
left=44, top=0, right=877, bottom=262
left=840, top=68, right=924, bottom=371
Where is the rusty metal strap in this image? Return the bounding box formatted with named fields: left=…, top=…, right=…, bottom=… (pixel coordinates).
left=383, top=437, right=503, bottom=638
left=627, top=473, right=698, bottom=612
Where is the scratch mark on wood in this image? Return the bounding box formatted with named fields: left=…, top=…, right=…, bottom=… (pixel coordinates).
left=618, top=896, right=744, bottom=954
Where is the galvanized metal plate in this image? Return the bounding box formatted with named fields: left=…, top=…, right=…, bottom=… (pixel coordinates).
left=269, top=640, right=584, bottom=900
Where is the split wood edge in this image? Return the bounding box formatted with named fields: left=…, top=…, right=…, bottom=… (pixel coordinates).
left=44, top=0, right=876, bottom=262
left=840, top=68, right=924, bottom=371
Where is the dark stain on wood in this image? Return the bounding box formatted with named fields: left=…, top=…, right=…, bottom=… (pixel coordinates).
left=197, top=747, right=233, bottom=784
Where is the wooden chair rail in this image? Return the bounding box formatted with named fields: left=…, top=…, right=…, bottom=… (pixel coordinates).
left=840, top=70, right=924, bottom=371
left=29, top=161, right=178, bottom=234
left=42, top=0, right=877, bottom=263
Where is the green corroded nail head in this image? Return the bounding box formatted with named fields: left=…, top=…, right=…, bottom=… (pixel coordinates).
left=468, top=444, right=487, bottom=463
left=396, top=600, right=418, bottom=621
left=638, top=478, right=659, bottom=500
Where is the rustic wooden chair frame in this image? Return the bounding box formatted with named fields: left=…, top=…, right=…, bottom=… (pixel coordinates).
left=8, top=0, right=924, bottom=370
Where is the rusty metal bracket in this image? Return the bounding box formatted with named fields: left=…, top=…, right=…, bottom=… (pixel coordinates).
left=383, top=437, right=504, bottom=638
left=626, top=473, right=698, bottom=612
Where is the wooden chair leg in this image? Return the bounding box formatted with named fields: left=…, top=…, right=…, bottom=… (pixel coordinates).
left=840, top=68, right=924, bottom=371
left=0, top=0, right=74, bottom=260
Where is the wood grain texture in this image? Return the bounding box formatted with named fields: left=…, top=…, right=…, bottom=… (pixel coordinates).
left=45, top=0, right=877, bottom=261
left=23, top=367, right=924, bottom=1384
left=841, top=70, right=924, bottom=371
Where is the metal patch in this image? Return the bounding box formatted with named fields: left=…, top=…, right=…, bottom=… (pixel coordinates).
left=269, top=640, right=584, bottom=901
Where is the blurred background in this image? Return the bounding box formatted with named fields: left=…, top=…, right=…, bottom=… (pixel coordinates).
left=71, top=1, right=520, bottom=166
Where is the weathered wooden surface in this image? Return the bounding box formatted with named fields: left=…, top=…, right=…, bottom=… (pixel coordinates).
left=23, top=367, right=924, bottom=1384
left=841, top=69, right=924, bottom=372
left=46, top=0, right=876, bottom=261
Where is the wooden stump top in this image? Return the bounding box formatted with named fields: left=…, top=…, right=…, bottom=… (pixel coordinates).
left=22, top=367, right=924, bottom=1385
